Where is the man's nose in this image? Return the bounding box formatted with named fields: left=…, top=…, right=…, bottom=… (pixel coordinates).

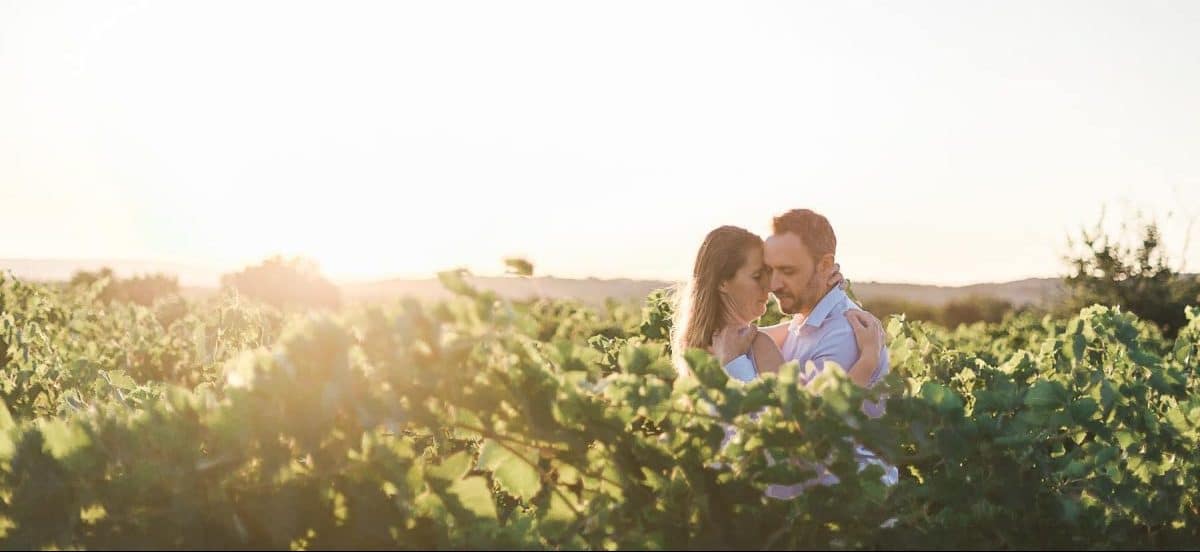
left=769, top=273, right=784, bottom=292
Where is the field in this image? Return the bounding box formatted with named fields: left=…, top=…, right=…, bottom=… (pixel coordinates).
left=0, top=271, right=1197, bottom=549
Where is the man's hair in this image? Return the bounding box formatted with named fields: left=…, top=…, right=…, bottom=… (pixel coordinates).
left=771, top=209, right=836, bottom=260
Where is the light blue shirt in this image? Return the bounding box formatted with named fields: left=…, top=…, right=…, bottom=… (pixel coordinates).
left=781, top=286, right=888, bottom=417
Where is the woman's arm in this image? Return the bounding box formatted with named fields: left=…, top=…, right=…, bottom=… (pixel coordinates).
left=844, top=310, right=884, bottom=387
left=749, top=331, right=786, bottom=375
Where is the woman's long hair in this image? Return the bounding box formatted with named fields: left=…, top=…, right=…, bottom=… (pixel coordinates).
left=670, top=225, right=763, bottom=376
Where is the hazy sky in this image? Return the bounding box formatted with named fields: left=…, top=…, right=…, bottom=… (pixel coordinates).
left=3, top=1, right=1199, bottom=285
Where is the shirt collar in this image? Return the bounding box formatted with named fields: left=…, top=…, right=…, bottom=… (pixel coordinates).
left=788, top=286, right=847, bottom=332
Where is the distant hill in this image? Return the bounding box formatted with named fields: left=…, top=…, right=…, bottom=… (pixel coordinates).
left=0, top=258, right=224, bottom=287
left=1, top=258, right=1066, bottom=307
left=854, top=278, right=1066, bottom=308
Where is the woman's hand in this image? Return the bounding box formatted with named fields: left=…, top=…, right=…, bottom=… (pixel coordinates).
left=827, top=262, right=846, bottom=290
left=712, top=324, right=756, bottom=366
left=845, top=310, right=884, bottom=386
left=846, top=309, right=883, bottom=353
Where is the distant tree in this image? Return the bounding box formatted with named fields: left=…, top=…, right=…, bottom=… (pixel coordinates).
left=504, top=257, right=534, bottom=277
left=69, top=267, right=116, bottom=290
left=1061, top=215, right=1200, bottom=338
left=940, top=295, right=1015, bottom=327
left=860, top=296, right=940, bottom=326
left=859, top=294, right=1019, bottom=329
left=68, top=268, right=180, bottom=306
left=119, top=274, right=181, bottom=306
left=220, top=256, right=341, bottom=310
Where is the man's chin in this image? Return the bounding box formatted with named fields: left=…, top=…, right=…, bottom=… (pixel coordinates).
left=776, top=298, right=797, bottom=314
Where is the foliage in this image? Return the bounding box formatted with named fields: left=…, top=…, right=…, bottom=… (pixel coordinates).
left=865, top=294, right=1022, bottom=329
left=219, top=256, right=341, bottom=311
left=0, top=271, right=1196, bottom=549
left=68, top=268, right=180, bottom=307
left=1062, top=216, right=1200, bottom=338
left=504, top=258, right=535, bottom=277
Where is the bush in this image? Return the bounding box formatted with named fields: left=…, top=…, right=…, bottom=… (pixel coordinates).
left=68, top=268, right=180, bottom=307
left=861, top=294, right=1018, bottom=328
left=0, top=273, right=1196, bottom=549
left=219, top=256, right=341, bottom=310
left=1060, top=215, right=1200, bottom=338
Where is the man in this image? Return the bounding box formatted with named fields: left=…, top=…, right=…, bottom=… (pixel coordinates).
left=714, top=208, right=896, bottom=499
left=716, top=208, right=888, bottom=415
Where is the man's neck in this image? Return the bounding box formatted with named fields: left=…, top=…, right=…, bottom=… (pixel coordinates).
left=795, top=284, right=836, bottom=320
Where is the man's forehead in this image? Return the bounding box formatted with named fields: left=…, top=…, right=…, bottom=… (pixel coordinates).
left=765, top=233, right=809, bottom=262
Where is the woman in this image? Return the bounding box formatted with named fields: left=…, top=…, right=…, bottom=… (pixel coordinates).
left=670, top=225, right=884, bottom=379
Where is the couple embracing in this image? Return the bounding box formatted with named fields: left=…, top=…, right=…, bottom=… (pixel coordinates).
left=671, top=208, right=898, bottom=497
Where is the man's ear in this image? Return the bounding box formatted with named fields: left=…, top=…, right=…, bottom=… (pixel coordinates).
left=818, top=254, right=835, bottom=275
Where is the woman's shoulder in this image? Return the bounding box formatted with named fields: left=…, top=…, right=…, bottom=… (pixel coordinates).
left=759, top=323, right=790, bottom=348
left=749, top=329, right=785, bottom=375
left=751, top=330, right=780, bottom=358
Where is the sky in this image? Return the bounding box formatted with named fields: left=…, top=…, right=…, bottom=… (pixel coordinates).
left=2, top=1, right=1199, bottom=286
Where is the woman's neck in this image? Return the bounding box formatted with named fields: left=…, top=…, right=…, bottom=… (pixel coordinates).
left=725, top=315, right=751, bottom=327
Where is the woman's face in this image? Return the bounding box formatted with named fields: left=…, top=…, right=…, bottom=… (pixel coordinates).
left=720, top=245, right=770, bottom=325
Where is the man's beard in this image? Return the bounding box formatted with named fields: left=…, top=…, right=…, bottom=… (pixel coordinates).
left=776, top=268, right=822, bottom=315
left=774, top=293, right=798, bottom=315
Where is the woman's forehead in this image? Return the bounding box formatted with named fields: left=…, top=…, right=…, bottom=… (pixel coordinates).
left=741, top=247, right=766, bottom=270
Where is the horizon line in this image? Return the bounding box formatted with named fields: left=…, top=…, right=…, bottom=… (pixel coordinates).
left=0, top=256, right=1078, bottom=289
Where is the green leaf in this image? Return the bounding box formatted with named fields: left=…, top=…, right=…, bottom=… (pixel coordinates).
left=1069, top=398, right=1099, bottom=422
left=39, top=419, right=90, bottom=459
left=1099, top=379, right=1119, bottom=413
left=1024, top=380, right=1068, bottom=409
left=1070, top=333, right=1086, bottom=363
left=778, top=360, right=799, bottom=387
left=0, top=399, right=13, bottom=432
left=103, top=370, right=137, bottom=391
left=684, top=348, right=727, bottom=389
left=0, top=400, right=13, bottom=460
left=1093, top=445, right=1119, bottom=466
left=476, top=439, right=542, bottom=500
left=1165, top=407, right=1190, bottom=436
left=538, top=489, right=577, bottom=536
left=920, top=382, right=964, bottom=415
left=452, top=407, right=484, bottom=439
left=1128, top=348, right=1161, bottom=368
left=936, top=428, right=968, bottom=460
left=429, top=451, right=472, bottom=482
left=1114, top=430, right=1136, bottom=450
left=448, top=476, right=498, bottom=521
left=1063, top=460, right=1087, bottom=479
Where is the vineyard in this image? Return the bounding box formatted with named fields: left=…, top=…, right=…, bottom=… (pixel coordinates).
left=0, top=270, right=1197, bottom=549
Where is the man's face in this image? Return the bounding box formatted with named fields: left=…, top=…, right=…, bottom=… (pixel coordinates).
left=764, top=232, right=830, bottom=315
